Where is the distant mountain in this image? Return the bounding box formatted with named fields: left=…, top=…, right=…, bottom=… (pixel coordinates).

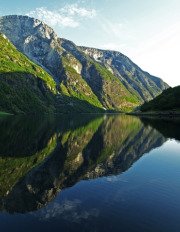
left=141, top=86, right=180, bottom=112
left=0, top=15, right=169, bottom=113
left=78, top=46, right=169, bottom=101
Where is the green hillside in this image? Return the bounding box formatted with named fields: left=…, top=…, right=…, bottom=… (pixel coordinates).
left=0, top=15, right=170, bottom=114
left=0, top=34, right=56, bottom=114
left=0, top=34, right=103, bottom=114
left=141, top=86, right=180, bottom=112
left=59, top=53, right=103, bottom=109
left=0, top=31, right=171, bottom=115
left=92, top=61, right=140, bottom=111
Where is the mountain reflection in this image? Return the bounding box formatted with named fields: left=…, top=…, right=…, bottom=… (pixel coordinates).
left=140, top=117, right=180, bottom=141
left=0, top=114, right=177, bottom=213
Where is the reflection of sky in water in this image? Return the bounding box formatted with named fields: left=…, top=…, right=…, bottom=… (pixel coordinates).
left=0, top=115, right=180, bottom=232
left=30, top=139, right=180, bottom=231
left=33, top=199, right=99, bottom=222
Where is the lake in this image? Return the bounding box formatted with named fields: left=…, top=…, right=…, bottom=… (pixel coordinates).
left=0, top=114, right=180, bottom=232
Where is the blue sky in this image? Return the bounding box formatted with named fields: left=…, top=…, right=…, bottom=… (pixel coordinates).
left=0, top=0, right=180, bottom=86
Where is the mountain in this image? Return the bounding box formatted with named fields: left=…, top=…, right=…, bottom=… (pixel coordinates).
left=0, top=34, right=57, bottom=114
left=0, top=15, right=169, bottom=113
left=141, top=86, right=180, bottom=112
left=0, top=34, right=103, bottom=114
left=78, top=46, right=169, bottom=101
left=0, top=115, right=166, bottom=213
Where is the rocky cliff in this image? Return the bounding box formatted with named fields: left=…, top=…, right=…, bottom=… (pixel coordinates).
left=0, top=15, right=169, bottom=112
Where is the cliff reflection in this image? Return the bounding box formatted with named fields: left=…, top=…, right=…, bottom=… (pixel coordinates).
left=0, top=114, right=170, bottom=213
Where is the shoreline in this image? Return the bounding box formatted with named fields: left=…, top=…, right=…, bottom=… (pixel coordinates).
left=127, top=111, right=180, bottom=117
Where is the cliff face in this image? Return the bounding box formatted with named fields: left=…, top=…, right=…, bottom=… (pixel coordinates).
left=0, top=15, right=169, bottom=112
left=0, top=15, right=61, bottom=82
left=0, top=115, right=167, bottom=213
left=79, top=46, right=169, bottom=101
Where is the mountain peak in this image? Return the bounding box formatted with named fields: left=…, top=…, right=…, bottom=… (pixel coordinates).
left=0, top=14, right=61, bottom=81
left=0, top=14, right=58, bottom=41
left=0, top=15, right=169, bottom=113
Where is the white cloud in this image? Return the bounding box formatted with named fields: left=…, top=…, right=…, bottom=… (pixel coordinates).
left=27, top=7, right=79, bottom=28
left=61, top=4, right=96, bottom=18
left=26, top=4, right=96, bottom=28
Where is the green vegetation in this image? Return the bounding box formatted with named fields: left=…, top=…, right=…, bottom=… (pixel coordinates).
left=0, top=34, right=57, bottom=114
left=0, top=114, right=165, bottom=205
left=141, top=86, right=180, bottom=112
left=92, top=62, right=140, bottom=111
left=0, top=35, right=56, bottom=91
left=0, top=32, right=168, bottom=114
left=60, top=54, right=103, bottom=110
left=0, top=35, right=103, bottom=114
left=0, top=111, right=11, bottom=115
left=86, top=116, right=143, bottom=164
left=61, top=116, right=104, bottom=172
left=0, top=134, right=57, bottom=196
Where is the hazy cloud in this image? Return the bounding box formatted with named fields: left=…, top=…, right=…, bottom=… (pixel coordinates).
left=101, top=21, right=124, bottom=38
left=26, top=4, right=96, bottom=28
left=101, top=42, right=126, bottom=51
left=61, top=4, right=96, bottom=18
left=26, top=7, right=79, bottom=28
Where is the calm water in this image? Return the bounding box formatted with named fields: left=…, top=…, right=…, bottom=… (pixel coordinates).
left=0, top=114, right=180, bottom=232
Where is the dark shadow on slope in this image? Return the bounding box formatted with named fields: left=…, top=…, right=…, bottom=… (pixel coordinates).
left=60, top=40, right=105, bottom=107
left=0, top=72, right=56, bottom=114
left=0, top=72, right=104, bottom=114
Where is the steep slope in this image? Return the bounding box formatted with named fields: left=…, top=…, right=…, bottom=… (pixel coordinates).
left=0, top=34, right=57, bottom=114
left=0, top=15, right=169, bottom=112
left=0, top=34, right=105, bottom=114
left=141, top=86, right=180, bottom=112
left=59, top=53, right=103, bottom=109
left=60, top=39, right=140, bottom=111
left=0, top=15, right=105, bottom=111
left=79, top=46, right=169, bottom=101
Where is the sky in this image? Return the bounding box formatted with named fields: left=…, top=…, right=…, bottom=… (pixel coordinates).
left=0, top=0, right=179, bottom=87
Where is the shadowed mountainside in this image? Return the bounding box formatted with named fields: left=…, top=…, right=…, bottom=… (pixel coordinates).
left=140, top=86, right=180, bottom=112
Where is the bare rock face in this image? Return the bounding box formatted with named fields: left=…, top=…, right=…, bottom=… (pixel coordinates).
left=0, top=15, right=62, bottom=82
left=61, top=38, right=169, bottom=102
left=79, top=46, right=169, bottom=101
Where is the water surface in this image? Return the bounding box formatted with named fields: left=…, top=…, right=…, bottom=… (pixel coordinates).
left=0, top=114, right=180, bottom=232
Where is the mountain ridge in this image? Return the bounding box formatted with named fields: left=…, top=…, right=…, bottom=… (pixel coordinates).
left=0, top=15, right=169, bottom=113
